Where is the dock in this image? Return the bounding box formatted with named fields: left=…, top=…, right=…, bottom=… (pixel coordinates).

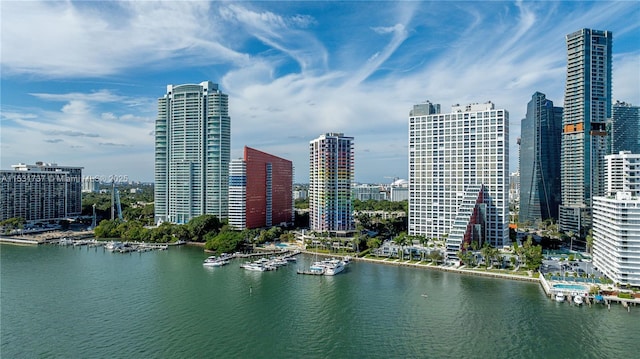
left=297, top=269, right=324, bottom=275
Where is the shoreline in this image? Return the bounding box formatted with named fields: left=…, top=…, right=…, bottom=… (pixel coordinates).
left=300, top=249, right=539, bottom=283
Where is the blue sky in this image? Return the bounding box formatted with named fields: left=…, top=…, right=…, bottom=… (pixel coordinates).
left=1, top=1, right=639, bottom=184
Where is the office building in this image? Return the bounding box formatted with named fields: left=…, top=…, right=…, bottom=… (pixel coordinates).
left=519, top=92, right=562, bottom=225
left=559, top=29, right=612, bottom=237
left=611, top=101, right=640, bottom=155
left=408, top=101, right=509, bottom=260
left=0, top=162, right=83, bottom=222
left=309, top=133, right=355, bottom=233
left=228, top=146, right=293, bottom=230
left=593, top=152, right=640, bottom=286
left=155, top=81, right=230, bottom=224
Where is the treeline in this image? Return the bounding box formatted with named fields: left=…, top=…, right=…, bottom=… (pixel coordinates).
left=82, top=187, right=154, bottom=225
left=353, top=199, right=407, bottom=212
left=93, top=215, right=296, bottom=254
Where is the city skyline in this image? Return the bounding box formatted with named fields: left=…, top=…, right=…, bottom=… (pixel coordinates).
left=1, top=1, right=639, bottom=183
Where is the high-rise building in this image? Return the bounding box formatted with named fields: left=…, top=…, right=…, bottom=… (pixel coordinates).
left=82, top=176, right=99, bottom=193
left=593, top=151, right=640, bottom=286
left=519, top=92, right=563, bottom=225
left=309, top=133, right=355, bottom=233
left=155, top=81, right=230, bottom=224
left=408, top=101, right=509, bottom=260
left=559, top=29, right=612, bottom=237
left=228, top=146, right=293, bottom=230
left=0, top=162, right=83, bottom=222
left=611, top=101, right=640, bottom=155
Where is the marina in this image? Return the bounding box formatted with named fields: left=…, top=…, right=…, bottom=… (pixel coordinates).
left=1, top=243, right=639, bottom=358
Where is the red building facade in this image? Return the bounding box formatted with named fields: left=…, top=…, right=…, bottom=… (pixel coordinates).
left=244, top=146, right=293, bottom=229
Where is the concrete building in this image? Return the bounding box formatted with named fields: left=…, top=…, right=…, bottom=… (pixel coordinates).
left=560, top=29, right=612, bottom=237
left=389, top=179, right=409, bottom=202
left=519, top=92, right=562, bottom=225
left=82, top=176, right=99, bottom=193
left=408, top=101, right=509, bottom=260
left=509, top=171, right=520, bottom=204
left=228, top=146, right=293, bottom=230
left=352, top=183, right=387, bottom=201
left=0, top=162, right=83, bottom=222
left=309, top=133, right=355, bottom=233
left=154, top=81, right=230, bottom=224
left=611, top=101, right=640, bottom=155
left=593, top=152, right=640, bottom=286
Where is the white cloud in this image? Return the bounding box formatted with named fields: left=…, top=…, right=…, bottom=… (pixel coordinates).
left=1, top=1, right=639, bottom=182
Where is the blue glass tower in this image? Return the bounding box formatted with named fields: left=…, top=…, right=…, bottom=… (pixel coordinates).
left=519, top=92, right=562, bottom=226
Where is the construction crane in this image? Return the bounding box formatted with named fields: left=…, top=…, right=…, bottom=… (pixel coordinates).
left=111, top=180, right=123, bottom=221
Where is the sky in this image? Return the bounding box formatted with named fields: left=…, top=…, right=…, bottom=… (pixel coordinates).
left=1, top=1, right=639, bottom=184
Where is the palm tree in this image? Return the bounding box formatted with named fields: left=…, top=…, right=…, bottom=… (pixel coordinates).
left=393, top=232, right=409, bottom=260
left=480, top=243, right=492, bottom=268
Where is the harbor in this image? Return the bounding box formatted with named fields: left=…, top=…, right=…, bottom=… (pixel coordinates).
left=2, top=243, right=638, bottom=358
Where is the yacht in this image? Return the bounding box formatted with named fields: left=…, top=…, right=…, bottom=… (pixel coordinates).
left=323, top=259, right=346, bottom=276
left=554, top=292, right=565, bottom=302
left=573, top=294, right=584, bottom=305
left=203, top=256, right=229, bottom=267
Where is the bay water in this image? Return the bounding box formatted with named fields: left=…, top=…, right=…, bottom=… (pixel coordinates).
left=1, top=244, right=638, bottom=358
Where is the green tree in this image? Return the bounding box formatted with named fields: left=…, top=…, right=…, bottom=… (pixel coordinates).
left=188, top=215, right=222, bottom=242
left=0, top=217, right=25, bottom=234
left=393, top=232, right=410, bottom=260
left=367, top=237, right=382, bottom=254
left=480, top=243, right=492, bottom=268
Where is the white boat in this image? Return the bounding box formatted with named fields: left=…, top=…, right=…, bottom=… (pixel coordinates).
left=554, top=293, right=565, bottom=302
left=323, top=259, right=345, bottom=276
left=306, top=257, right=350, bottom=276
left=203, top=256, right=229, bottom=267
left=105, top=241, right=122, bottom=251
left=573, top=294, right=584, bottom=305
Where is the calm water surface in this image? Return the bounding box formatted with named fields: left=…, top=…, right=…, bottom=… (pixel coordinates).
left=1, top=244, right=639, bottom=358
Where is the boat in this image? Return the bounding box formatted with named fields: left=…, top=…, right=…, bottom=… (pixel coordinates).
left=105, top=241, right=122, bottom=252
left=203, top=260, right=228, bottom=267
left=203, top=256, right=229, bottom=267
left=323, top=258, right=346, bottom=276
left=554, top=292, right=565, bottom=302
left=573, top=294, right=584, bottom=305
left=301, top=257, right=350, bottom=276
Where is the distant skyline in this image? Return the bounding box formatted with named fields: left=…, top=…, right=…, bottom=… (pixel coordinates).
left=1, top=1, right=639, bottom=183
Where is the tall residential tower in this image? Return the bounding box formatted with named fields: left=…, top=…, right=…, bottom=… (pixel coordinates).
left=559, top=29, right=612, bottom=236
left=519, top=92, right=562, bottom=225
left=611, top=101, right=640, bottom=155
left=155, top=81, right=230, bottom=224
left=309, top=133, right=355, bottom=233
left=228, top=146, right=294, bottom=230
left=408, top=101, right=509, bottom=260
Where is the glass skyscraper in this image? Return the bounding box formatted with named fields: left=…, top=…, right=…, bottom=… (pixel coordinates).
left=559, top=29, right=612, bottom=236
left=309, top=133, right=355, bottom=233
left=611, top=101, right=640, bottom=155
left=519, top=92, right=562, bottom=225
left=154, top=81, right=230, bottom=224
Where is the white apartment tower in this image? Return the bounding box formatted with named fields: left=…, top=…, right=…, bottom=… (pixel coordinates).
left=309, top=133, right=355, bottom=233
left=408, top=101, right=509, bottom=260
left=0, top=162, right=83, bottom=222
left=593, top=151, right=640, bottom=286
left=155, top=81, right=230, bottom=224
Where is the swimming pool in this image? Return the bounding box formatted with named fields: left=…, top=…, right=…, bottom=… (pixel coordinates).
left=553, top=283, right=589, bottom=292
